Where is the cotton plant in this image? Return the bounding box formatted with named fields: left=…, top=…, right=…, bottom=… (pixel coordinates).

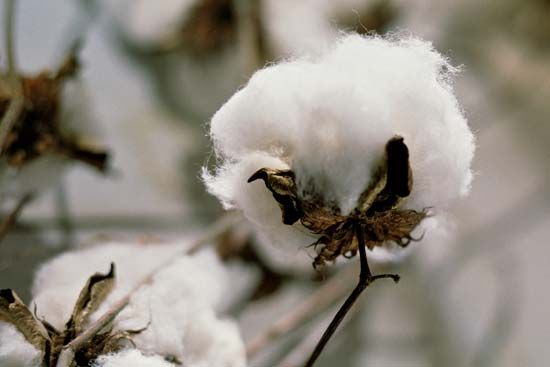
left=0, top=46, right=109, bottom=202
left=0, top=240, right=246, bottom=367
left=204, top=33, right=475, bottom=364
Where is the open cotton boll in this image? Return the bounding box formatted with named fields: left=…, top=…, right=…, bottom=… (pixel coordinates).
left=205, top=34, right=475, bottom=262
left=0, top=322, right=42, bottom=367
left=31, top=240, right=246, bottom=367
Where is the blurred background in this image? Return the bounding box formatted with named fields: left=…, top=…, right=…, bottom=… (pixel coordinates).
left=0, top=0, right=549, bottom=366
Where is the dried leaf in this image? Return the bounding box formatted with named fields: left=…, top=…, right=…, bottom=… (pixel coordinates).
left=0, top=288, right=50, bottom=353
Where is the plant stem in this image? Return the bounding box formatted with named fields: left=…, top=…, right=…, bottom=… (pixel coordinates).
left=245, top=264, right=357, bottom=359
left=303, top=222, right=400, bottom=367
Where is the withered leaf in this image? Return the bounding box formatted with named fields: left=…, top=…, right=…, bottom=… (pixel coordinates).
left=0, top=288, right=50, bottom=353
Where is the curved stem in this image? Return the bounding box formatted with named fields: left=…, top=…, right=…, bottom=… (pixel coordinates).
left=304, top=222, right=399, bottom=367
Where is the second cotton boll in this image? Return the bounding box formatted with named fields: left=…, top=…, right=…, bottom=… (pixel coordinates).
left=204, top=34, right=475, bottom=261
left=26, top=241, right=246, bottom=367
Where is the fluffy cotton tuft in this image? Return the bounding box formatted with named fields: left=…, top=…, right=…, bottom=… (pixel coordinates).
left=93, top=349, right=175, bottom=367
left=204, top=34, right=475, bottom=255
left=0, top=322, right=42, bottom=367
left=29, top=240, right=246, bottom=367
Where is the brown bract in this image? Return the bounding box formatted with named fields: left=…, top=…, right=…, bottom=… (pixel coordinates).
left=0, top=264, right=146, bottom=366
left=248, top=136, right=428, bottom=268
left=0, top=49, right=109, bottom=172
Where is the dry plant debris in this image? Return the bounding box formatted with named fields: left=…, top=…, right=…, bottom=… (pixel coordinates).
left=249, top=136, right=428, bottom=268
left=0, top=264, right=146, bottom=367
left=0, top=48, right=109, bottom=172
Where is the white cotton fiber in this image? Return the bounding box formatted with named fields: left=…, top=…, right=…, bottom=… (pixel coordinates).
left=30, top=240, right=246, bottom=367
left=204, top=34, right=475, bottom=257
left=93, top=349, right=173, bottom=367
left=0, top=322, right=42, bottom=367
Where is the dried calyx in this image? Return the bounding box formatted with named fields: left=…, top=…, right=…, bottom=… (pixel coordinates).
left=0, top=264, right=145, bottom=367
left=249, top=136, right=428, bottom=268
left=0, top=47, right=109, bottom=172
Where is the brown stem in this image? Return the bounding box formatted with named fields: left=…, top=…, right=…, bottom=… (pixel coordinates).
left=304, top=222, right=400, bottom=367
left=245, top=264, right=357, bottom=359
left=275, top=298, right=363, bottom=367
left=0, top=193, right=33, bottom=244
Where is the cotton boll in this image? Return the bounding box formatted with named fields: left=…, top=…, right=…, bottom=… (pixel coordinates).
left=31, top=240, right=246, bottom=367
left=0, top=322, right=42, bottom=367
left=206, top=34, right=475, bottom=261
left=93, top=349, right=173, bottom=367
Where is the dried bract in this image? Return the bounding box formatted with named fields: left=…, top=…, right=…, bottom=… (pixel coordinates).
left=249, top=136, right=427, bottom=267
left=0, top=264, right=134, bottom=367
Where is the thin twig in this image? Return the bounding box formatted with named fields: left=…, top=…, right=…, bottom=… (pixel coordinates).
left=304, top=223, right=399, bottom=367
left=245, top=264, right=357, bottom=359
left=0, top=0, right=24, bottom=150
left=55, top=212, right=240, bottom=367
left=0, top=193, right=33, bottom=244
left=275, top=299, right=363, bottom=367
